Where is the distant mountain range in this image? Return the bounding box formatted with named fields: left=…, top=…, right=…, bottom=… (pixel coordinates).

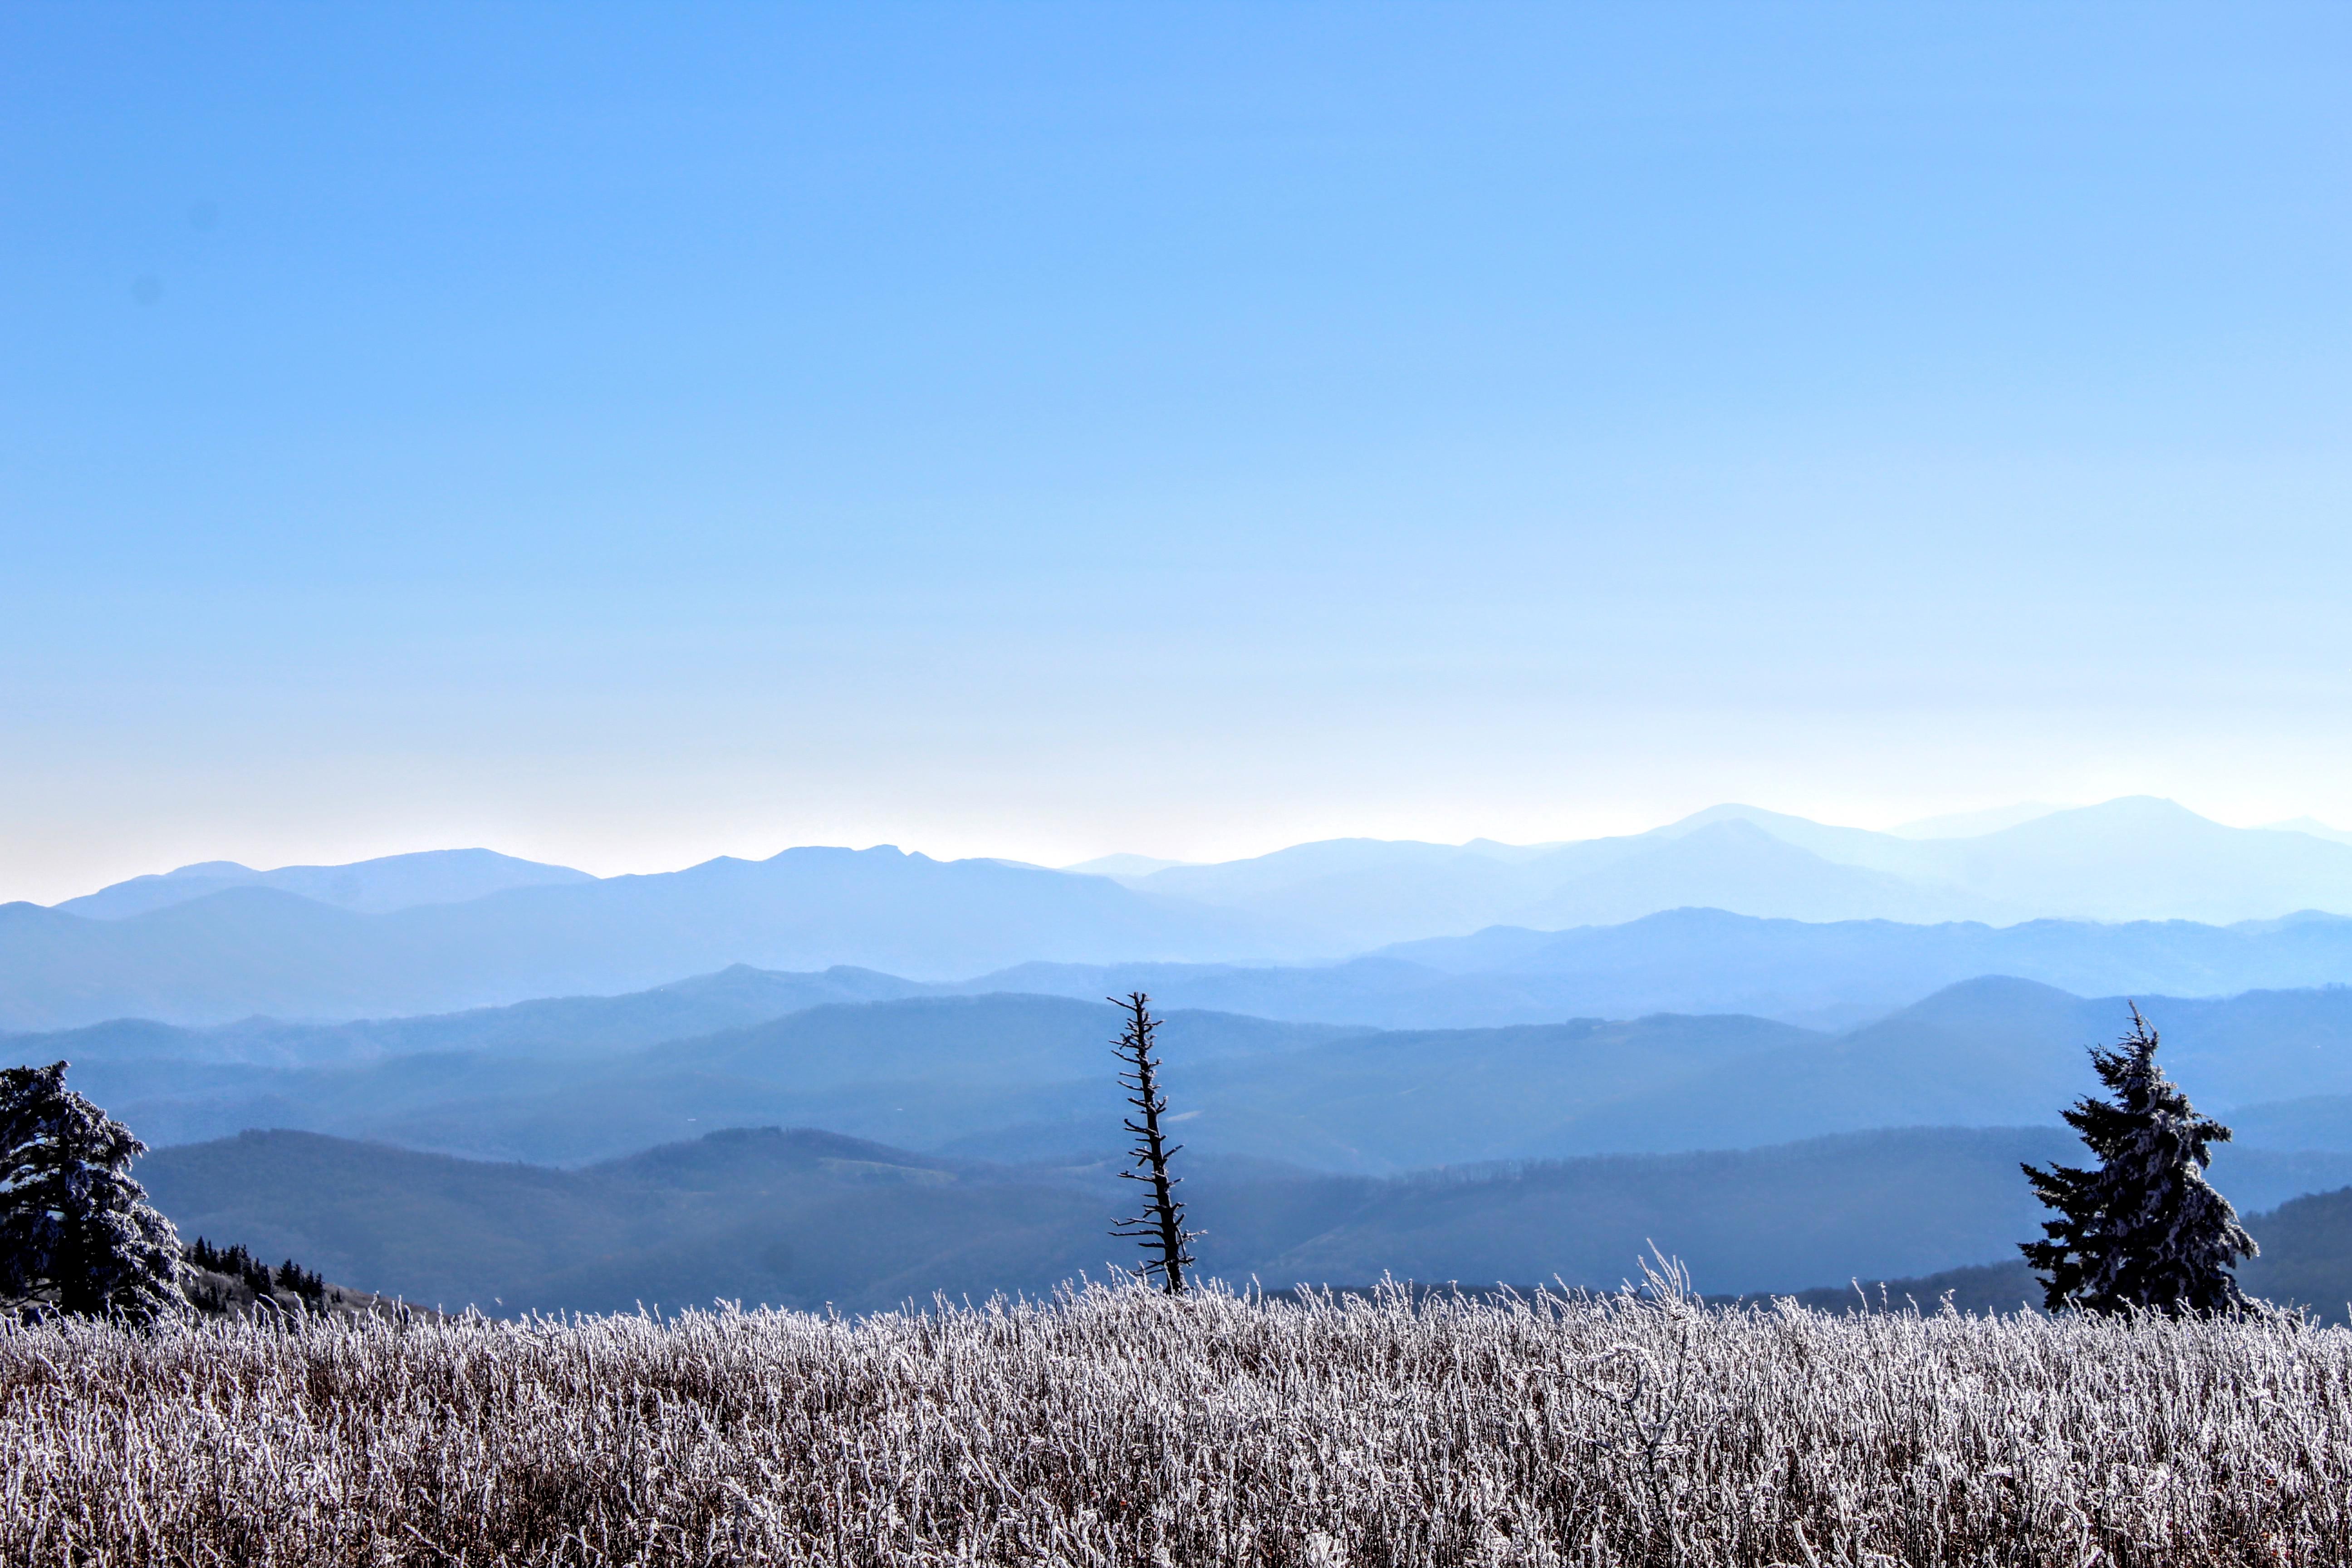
left=9, top=963, right=931, bottom=1068
left=11, top=798, right=2352, bottom=1030
left=135, top=1123, right=2352, bottom=1317
left=0, top=847, right=1287, bottom=1030
left=29, top=979, right=2352, bottom=1172
left=976, top=907, right=2352, bottom=1031
left=19, top=900, right=2352, bottom=1048
left=1094, top=798, right=2352, bottom=944
left=28, top=927, right=2343, bottom=1320
left=33, top=803, right=2352, bottom=1328
left=54, top=848, right=596, bottom=920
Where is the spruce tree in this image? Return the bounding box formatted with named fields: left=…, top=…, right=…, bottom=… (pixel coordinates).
left=2020, top=1005, right=2256, bottom=1314
left=0, top=1062, right=184, bottom=1322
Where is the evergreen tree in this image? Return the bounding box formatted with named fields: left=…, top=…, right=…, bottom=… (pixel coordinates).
left=1109, top=993, right=1197, bottom=1294
left=275, top=1258, right=326, bottom=1306
left=2021, top=1006, right=2256, bottom=1314
left=0, top=1062, right=183, bottom=1322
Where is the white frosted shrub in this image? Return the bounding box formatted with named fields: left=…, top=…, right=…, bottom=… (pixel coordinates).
left=2, top=1272, right=2346, bottom=1565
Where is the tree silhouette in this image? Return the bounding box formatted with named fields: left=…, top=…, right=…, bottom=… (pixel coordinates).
left=2021, top=1005, right=2256, bottom=1313
left=1110, top=993, right=1196, bottom=1294
left=0, top=1062, right=183, bottom=1322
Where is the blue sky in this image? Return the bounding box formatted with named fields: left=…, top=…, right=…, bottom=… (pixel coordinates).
left=5, top=4, right=2350, bottom=900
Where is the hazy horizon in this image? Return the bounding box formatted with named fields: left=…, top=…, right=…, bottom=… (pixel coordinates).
left=8, top=5, right=2350, bottom=903
left=22, top=793, right=2352, bottom=909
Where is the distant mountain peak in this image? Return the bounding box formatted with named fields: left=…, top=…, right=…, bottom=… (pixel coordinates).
left=1647, top=803, right=1814, bottom=837
left=56, top=848, right=596, bottom=922
left=161, top=860, right=258, bottom=879
left=1987, top=797, right=2238, bottom=843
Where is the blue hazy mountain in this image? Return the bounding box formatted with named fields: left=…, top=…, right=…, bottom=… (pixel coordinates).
left=55, top=848, right=596, bottom=920
left=1096, top=798, right=2352, bottom=949
left=967, top=907, right=2352, bottom=1032
left=15, top=798, right=2352, bottom=1030
left=32, top=902, right=2352, bottom=1071
left=1606, top=799, right=2352, bottom=926
left=0, top=846, right=1300, bottom=1030
left=2229, top=1095, right=2352, bottom=1152
left=132, top=1124, right=2352, bottom=1315
left=2266, top=817, right=2352, bottom=848
left=15, top=995, right=1352, bottom=1164
left=2, top=963, right=930, bottom=1068
left=1095, top=821, right=1965, bottom=946
left=934, top=981, right=2352, bottom=1171
left=33, top=981, right=2352, bottom=1174
left=1369, top=907, right=2352, bottom=1027
left=5, top=886, right=2328, bottom=1037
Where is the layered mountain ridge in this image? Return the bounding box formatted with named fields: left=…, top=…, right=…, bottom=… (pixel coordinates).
left=13, top=798, right=2352, bottom=1031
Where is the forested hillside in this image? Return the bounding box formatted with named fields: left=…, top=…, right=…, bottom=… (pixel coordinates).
left=24, top=980, right=2352, bottom=1171
left=134, top=1125, right=2352, bottom=1315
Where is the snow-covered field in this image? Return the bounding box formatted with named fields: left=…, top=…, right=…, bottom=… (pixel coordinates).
left=6, top=1273, right=2347, bottom=1566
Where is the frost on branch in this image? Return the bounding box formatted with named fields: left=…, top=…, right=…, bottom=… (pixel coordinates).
left=0, top=1061, right=183, bottom=1323
left=2021, top=1004, right=2256, bottom=1314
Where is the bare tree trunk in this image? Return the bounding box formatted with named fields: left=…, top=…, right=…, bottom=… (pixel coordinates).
left=1110, top=992, right=1196, bottom=1294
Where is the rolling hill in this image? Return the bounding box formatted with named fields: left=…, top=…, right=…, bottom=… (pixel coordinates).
left=133, top=1125, right=2352, bottom=1317
left=30, top=995, right=1356, bottom=1165
left=985, top=908, right=2352, bottom=1030
left=24, top=897, right=2352, bottom=1064
left=2, top=963, right=931, bottom=1068
left=31, top=980, right=2352, bottom=1175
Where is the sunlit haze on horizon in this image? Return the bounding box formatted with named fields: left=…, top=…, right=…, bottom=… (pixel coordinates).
left=6, top=4, right=2350, bottom=905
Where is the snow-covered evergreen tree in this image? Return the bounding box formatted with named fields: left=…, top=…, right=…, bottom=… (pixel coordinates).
left=0, top=1062, right=183, bottom=1322
left=2021, top=1005, right=2256, bottom=1314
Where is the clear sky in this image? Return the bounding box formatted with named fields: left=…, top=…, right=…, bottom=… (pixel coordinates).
left=5, top=4, right=2350, bottom=902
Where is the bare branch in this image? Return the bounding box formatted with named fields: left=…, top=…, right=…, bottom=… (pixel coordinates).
left=1106, top=993, right=1197, bottom=1294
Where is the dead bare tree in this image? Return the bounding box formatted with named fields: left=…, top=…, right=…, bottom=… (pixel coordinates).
left=1110, top=993, right=1196, bottom=1294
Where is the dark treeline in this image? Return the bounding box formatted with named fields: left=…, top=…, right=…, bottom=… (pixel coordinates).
left=182, top=1236, right=327, bottom=1311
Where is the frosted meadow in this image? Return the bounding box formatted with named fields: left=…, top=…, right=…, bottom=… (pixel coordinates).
left=15, top=5, right=2352, bottom=1564
left=7, top=1270, right=2348, bottom=1567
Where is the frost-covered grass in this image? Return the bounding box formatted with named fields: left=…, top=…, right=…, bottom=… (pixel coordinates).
left=5, top=1272, right=2348, bottom=1567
